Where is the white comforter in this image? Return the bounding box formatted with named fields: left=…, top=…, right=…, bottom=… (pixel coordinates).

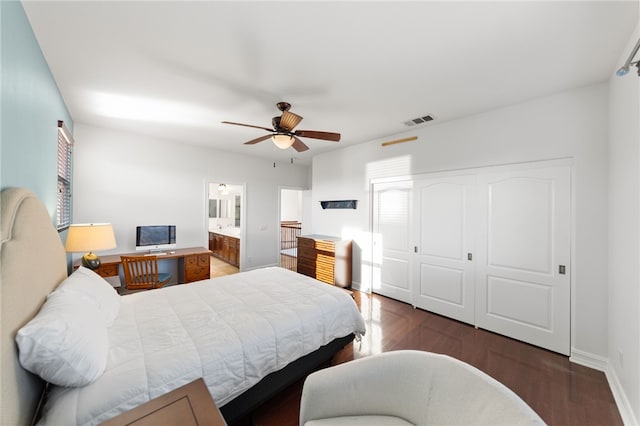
left=38, top=267, right=366, bottom=425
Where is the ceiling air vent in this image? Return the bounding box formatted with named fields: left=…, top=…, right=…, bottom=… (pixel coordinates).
left=404, top=115, right=434, bottom=127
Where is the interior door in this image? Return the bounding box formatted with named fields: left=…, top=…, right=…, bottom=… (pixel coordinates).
left=412, top=174, right=476, bottom=325
left=475, top=165, right=571, bottom=355
left=371, top=180, right=413, bottom=304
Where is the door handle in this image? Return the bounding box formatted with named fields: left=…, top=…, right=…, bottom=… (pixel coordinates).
left=467, top=253, right=473, bottom=261
left=559, top=265, right=566, bottom=275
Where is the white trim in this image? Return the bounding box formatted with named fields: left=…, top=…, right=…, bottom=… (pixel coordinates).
left=570, top=348, right=608, bottom=371
left=606, top=363, right=639, bottom=426
left=571, top=349, right=638, bottom=426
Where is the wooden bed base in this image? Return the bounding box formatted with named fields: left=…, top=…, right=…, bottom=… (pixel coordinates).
left=220, top=333, right=355, bottom=425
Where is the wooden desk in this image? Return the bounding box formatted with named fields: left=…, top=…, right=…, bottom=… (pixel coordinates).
left=100, top=378, right=227, bottom=426
left=76, top=247, right=212, bottom=284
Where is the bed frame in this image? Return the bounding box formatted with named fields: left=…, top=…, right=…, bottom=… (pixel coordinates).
left=0, top=188, right=354, bottom=425
left=1, top=188, right=68, bottom=425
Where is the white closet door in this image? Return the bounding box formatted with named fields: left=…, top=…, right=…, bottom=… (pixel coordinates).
left=412, top=174, right=476, bottom=325
left=475, top=165, right=571, bottom=355
left=371, top=181, right=413, bottom=304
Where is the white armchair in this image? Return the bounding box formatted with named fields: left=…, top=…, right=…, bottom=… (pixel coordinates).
left=300, top=350, right=545, bottom=426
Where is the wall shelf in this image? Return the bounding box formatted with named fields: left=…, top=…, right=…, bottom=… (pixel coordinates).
left=320, top=200, right=357, bottom=209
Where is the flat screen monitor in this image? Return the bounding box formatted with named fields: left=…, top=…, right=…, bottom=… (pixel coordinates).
left=135, top=225, right=176, bottom=252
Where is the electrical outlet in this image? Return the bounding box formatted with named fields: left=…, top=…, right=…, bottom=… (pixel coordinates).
left=619, top=350, right=624, bottom=368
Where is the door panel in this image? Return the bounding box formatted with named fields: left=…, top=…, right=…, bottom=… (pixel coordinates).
left=372, top=181, right=412, bottom=303
left=413, top=175, right=476, bottom=324
left=476, top=165, right=571, bottom=355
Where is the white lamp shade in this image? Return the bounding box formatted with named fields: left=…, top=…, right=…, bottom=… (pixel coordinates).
left=65, top=223, right=117, bottom=252
left=272, top=134, right=294, bottom=149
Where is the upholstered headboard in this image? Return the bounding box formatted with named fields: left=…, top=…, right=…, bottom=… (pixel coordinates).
left=0, top=188, right=68, bottom=425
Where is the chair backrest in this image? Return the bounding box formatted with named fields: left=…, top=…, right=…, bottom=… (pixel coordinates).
left=121, top=256, right=161, bottom=290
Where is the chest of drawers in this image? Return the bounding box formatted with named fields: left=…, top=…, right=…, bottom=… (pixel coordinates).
left=297, top=235, right=352, bottom=288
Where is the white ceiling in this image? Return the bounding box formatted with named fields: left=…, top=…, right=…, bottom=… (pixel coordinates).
left=23, top=1, right=639, bottom=165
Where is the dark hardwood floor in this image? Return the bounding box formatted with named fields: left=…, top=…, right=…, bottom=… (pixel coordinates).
left=247, top=290, right=622, bottom=426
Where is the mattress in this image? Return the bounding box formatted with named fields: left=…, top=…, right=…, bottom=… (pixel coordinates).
left=38, top=267, right=366, bottom=426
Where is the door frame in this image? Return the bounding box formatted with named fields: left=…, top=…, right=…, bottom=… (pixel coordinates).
left=204, top=179, right=247, bottom=272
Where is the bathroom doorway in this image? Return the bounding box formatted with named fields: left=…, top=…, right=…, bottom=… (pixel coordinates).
left=207, top=181, right=244, bottom=276
left=279, top=188, right=304, bottom=271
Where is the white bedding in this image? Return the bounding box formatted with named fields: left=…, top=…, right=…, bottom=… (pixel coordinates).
left=38, top=267, right=366, bottom=426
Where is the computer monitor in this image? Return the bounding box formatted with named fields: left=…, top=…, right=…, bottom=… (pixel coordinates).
left=135, top=225, right=176, bottom=252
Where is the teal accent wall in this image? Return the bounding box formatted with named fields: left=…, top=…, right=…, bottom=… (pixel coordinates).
left=1, top=0, right=73, bottom=221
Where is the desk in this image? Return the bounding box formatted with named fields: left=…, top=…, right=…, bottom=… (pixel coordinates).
left=75, top=247, right=212, bottom=284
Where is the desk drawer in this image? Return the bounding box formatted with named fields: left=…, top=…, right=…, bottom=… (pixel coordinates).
left=184, top=254, right=211, bottom=283
left=95, top=264, right=119, bottom=278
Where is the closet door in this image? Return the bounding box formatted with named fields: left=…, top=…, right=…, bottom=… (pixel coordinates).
left=475, top=165, right=571, bottom=355
left=412, top=174, right=476, bottom=325
left=371, top=181, right=413, bottom=304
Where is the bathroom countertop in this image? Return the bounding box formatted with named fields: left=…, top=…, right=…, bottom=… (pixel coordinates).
left=210, top=227, right=241, bottom=238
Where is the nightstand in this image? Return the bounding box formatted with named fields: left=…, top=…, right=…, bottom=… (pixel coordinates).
left=99, top=378, right=226, bottom=426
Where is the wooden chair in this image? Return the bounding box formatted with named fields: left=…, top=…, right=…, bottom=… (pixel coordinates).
left=121, top=255, right=172, bottom=292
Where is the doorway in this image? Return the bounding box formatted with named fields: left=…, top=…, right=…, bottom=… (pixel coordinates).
left=279, top=188, right=304, bottom=271
left=207, top=181, right=243, bottom=275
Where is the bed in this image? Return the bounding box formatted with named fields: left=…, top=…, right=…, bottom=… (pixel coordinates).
left=0, top=187, right=366, bottom=425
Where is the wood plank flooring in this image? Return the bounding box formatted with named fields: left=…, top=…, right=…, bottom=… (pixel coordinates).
left=246, top=290, right=622, bottom=426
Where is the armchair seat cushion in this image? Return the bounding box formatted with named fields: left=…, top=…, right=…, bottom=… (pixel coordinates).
left=306, top=415, right=413, bottom=426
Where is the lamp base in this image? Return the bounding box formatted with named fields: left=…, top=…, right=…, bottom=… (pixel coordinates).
left=81, top=252, right=101, bottom=270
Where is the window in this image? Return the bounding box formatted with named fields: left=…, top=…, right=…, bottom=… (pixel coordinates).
left=57, top=120, right=74, bottom=231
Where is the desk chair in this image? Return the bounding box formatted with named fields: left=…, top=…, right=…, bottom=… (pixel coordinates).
left=121, top=255, right=172, bottom=292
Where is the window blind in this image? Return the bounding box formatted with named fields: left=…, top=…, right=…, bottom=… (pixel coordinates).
left=57, top=120, right=74, bottom=231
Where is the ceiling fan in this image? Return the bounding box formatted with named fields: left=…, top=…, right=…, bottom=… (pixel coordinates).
left=222, top=102, right=341, bottom=152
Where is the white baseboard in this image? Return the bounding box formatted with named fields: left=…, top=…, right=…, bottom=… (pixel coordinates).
left=351, top=280, right=362, bottom=291
left=570, top=348, right=608, bottom=371
left=571, top=348, right=638, bottom=426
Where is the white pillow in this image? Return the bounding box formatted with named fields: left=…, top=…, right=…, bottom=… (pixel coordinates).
left=16, top=290, right=109, bottom=387
left=52, top=266, right=120, bottom=326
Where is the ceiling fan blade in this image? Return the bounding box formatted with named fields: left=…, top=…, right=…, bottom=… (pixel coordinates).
left=292, top=137, right=309, bottom=152
left=279, top=111, right=303, bottom=131
left=243, top=134, right=273, bottom=145
left=222, top=121, right=274, bottom=132
left=294, top=130, right=341, bottom=142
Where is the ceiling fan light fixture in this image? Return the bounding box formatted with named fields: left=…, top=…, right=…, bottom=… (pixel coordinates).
left=272, top=134, right=294, bottom=149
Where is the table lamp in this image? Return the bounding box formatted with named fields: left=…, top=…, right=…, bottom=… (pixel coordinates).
left=65, top=223, right=117, bottom=270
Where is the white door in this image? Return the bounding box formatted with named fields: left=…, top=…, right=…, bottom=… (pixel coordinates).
left=371, top=181, right=413, bottom=304
left=475, top=165, right=571, bottom=355
left=412, top=174, right=476, bottom=325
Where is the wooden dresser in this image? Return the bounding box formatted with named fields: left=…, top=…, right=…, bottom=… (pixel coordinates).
left=297, top=235, right=352, bottom=288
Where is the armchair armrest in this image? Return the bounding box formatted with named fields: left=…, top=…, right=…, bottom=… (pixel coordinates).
left=300, top=352, right=432, bottom=425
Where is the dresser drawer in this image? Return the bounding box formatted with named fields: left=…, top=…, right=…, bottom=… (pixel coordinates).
left=298, top=237, right=335, bottom=253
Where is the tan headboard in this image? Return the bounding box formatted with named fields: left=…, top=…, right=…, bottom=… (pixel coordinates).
left=0, top=188, right=68, bottom=425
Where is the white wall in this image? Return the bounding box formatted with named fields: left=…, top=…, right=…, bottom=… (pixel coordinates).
left=280, top=189, right=302, bottom=222
left=72, top=124, right=309, bottom=271
left=311, top=84, right=610, bottom=361
left=608, top=25, right=640, bottom=425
